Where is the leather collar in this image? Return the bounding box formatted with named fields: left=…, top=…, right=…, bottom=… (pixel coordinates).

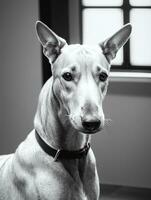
left=35, top=130, right=90, bottom=161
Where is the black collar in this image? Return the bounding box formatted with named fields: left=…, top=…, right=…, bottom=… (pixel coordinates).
left=35, top=131, right=90, bottom=161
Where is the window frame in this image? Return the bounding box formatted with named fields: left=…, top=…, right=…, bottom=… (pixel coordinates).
left=39, top=0, right=70, bottom=84
left=80, top=0, right=151, bottom=72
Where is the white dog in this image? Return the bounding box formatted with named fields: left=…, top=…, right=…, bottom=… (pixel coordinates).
left=0, top=21, right=131, bottom=200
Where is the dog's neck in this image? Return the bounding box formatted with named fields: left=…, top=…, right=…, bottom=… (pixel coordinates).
left=34, top=78, right=90, bottom=151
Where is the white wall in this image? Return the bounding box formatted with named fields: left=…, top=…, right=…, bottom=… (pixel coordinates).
left=0, top=0, right=42, bottom=154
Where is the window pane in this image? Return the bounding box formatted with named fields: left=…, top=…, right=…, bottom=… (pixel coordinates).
left=130, top=0, right=151, bottom=6
left=82, top=9, right=123, bottom=65
left=130, top=9, right=151, bottom=66
left=82, top=0, right=123, bottom=6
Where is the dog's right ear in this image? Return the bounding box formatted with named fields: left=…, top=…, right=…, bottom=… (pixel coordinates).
left=35, top=21, right=67, bottom=63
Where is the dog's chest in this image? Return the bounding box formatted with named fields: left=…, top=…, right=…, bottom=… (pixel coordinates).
left=37, top=188, right=88, bottom=200
left=34, top=164, right=89, bottom=200
left=30, top=144, right=98, bottom=200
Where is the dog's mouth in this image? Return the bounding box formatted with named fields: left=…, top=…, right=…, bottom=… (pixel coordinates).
left=81, top=128, right=101, bottom=134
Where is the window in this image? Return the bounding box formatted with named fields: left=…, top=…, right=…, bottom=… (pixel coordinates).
left=81, top=0, right=151, bottom=71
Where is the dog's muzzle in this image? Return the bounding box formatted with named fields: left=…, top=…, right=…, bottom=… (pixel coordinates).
left=82, top=120, right=101, bottom=132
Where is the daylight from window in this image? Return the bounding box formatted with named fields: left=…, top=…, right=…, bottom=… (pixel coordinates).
left=82, top=0, right=151, bottom=70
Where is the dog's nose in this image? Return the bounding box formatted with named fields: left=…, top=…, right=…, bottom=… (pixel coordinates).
left=82, top=120, right=101, bottom=132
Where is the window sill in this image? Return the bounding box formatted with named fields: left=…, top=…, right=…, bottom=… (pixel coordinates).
left=110, top=72, right=151, bottom=82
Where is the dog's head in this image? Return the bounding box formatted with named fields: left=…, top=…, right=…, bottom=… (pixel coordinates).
left=36, top=21, right=131, bottom=134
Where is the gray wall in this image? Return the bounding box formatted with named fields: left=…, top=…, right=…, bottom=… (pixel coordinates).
left=0, top=0, right=41, bottom=154
left=92, top=80, right=151, bottom=189
left=69, top=0, right=151, bottom=189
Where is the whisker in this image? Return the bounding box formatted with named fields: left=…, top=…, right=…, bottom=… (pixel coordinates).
left=104, top=118, right=112, bottom=127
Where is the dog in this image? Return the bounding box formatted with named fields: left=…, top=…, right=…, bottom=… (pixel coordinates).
left=0, top=21, right=131, bottom=200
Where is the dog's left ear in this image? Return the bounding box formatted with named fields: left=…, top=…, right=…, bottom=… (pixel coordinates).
left=100, top=24, right=132, bottom=63
left=36, top=21, right=67, bottom=63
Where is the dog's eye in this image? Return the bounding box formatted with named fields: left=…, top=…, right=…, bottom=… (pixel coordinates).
left=99, top=72, right=108, bottom=82
left=62, top=72, right=73, bottom=81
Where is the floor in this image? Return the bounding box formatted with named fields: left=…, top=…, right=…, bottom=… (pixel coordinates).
left=100, top=184, right=151, bottom=200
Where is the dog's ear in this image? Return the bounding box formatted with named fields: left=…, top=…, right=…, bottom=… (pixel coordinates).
left=36, top=21, right=67, bottom=63
left=100, top=24, right=132, bottom=63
